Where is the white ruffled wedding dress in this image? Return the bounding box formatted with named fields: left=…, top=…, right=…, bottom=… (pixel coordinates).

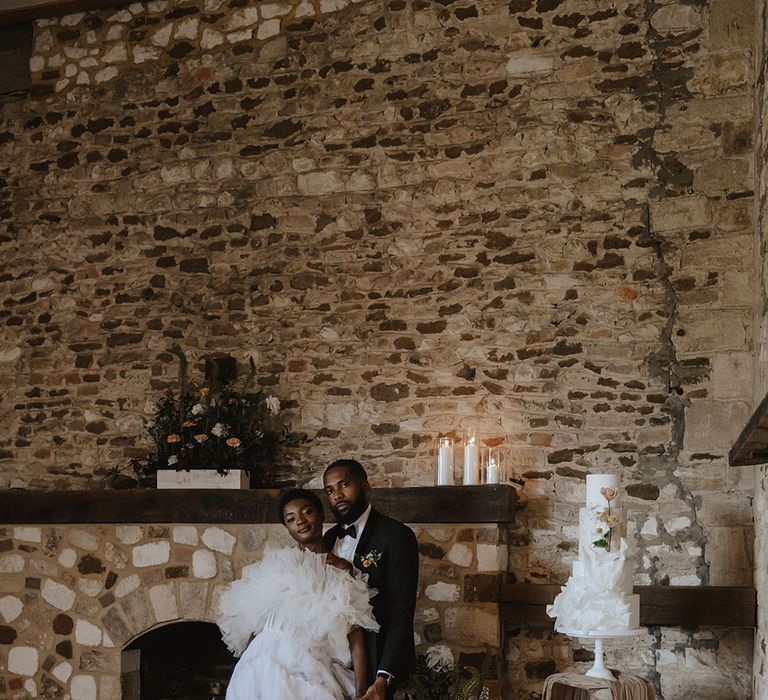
left=217, top=547, right=379, bottom=700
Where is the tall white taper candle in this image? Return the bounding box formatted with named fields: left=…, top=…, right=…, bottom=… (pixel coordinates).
left=437, top=438, right=454, bottom=485
left=463, top=433, right=479, bottom=485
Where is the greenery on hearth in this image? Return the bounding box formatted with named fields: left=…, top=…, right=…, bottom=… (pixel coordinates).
left=403, top=652, right=492, bottom=700
left=130, top=347, right=291, bottom=479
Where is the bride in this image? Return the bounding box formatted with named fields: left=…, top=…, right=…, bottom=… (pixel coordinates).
left=217, top=488, right=379, bottom=700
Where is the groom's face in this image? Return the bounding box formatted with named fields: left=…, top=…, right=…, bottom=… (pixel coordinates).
left=323, top=466, right=369, bottom=524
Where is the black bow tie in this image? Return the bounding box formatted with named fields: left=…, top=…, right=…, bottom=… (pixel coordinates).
left=338, top=524, right=357, bottom=539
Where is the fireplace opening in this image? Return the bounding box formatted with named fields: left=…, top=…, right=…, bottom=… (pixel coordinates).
left=121, top=621, right=236, bottom=700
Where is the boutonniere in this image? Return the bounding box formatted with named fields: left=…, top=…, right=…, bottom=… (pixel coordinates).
left=359, top=549, right=382, bottom=569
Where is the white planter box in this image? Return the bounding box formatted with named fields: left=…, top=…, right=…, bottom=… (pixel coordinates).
left=156, top=469, right=250, bottom=490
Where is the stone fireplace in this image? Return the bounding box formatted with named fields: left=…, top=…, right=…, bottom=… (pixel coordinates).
left=0, top=486, right=515, bottom=699
left=122, top=622, right=234, bottom=699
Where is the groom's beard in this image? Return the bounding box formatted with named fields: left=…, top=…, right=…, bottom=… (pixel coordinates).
left=332, top=493, right=368, bottom=525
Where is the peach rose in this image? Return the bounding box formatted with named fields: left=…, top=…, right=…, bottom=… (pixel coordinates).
left=166, top=434, right=181, bottom=443
left=226, top=437, right=241, bottom=448
left=600, top=487, right=618, bottom=502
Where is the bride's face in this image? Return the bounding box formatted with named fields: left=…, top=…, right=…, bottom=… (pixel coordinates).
left=282, top=497, right=324, bottom=544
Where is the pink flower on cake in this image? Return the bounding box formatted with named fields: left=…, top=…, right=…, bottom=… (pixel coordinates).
left=592, top=493, right=619, bottom=550
left=600, top=486, right=618, bottom=501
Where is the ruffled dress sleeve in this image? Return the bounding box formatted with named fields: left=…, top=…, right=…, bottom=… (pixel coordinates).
left=216, top=547, right=378, bottom=658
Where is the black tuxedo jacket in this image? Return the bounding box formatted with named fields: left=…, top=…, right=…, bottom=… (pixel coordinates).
left=323, top=508, right=419, bottom=686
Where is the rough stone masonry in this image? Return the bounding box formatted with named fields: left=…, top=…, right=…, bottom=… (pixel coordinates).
left=752, top=0, right=768, bottom=696
left=0, top=0, right=759, bottom=696
left=0, top=522, right=508, bottom=700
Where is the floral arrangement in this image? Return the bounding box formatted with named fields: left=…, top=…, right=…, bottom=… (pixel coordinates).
left=359, top=549, right=382, bottom=570
left=130, top=347, right=289, bottom=478
left=591, top=486, right=620, bottom=550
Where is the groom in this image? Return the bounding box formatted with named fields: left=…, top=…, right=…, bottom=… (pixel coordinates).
left=322, top=459, right=419, bottom=700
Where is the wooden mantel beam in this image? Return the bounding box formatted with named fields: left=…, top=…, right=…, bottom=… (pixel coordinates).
left=0, top=485, right=517, bottom=525
left=501, top=583, right=757, bottom=629
left=0, top=0, right=134, bottom=27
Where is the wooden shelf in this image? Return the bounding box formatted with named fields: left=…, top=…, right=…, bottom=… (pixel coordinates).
left=501, top=583, right=756, bottom=628
left=0, top=1, right=135, bottom=27
left=730, top=391, right=768, bottom=466
left=0, top=485, right=516, bottom=525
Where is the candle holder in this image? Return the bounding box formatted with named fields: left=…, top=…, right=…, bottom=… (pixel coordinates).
left=436, top=437, right=455, bottom=486
left=462, top=432, right=480, bottom=485
left=481, top=446, right=507, bottom=485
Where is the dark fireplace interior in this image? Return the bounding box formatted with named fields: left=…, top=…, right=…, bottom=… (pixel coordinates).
left=122, top=622, right=236, bottom=700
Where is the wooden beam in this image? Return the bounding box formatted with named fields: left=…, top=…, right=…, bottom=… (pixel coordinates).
left=637, top=585, right=756, bottom=627
left=0, top=23, right=31, bottom=95
left=730, top=391, right=768, bottom=466
left=0, top=485, right=516, bottom=525
left=375, top=485, right=516, bottom=524
left=501, top=583, right=561, bottom=626
left=501, top=584, right=757, bottom=628
left=0, top=0, right=134, bottom=26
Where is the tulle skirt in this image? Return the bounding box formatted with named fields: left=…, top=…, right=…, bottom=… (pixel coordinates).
left=217, top=548, right=379, bottom=700
left=226, top=626, right=356, bottom=700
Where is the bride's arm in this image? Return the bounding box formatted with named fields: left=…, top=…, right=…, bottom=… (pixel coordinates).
left=327, top=553, right=354, bottom=573
left=347, top=626, right=368, bottom=699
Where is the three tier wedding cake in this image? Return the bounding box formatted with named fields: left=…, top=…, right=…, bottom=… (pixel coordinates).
left=547, top=474, right=640, bottom=634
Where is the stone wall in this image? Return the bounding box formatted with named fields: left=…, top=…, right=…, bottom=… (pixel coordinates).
left=0, top=522, right=506, bottom=699
left=753, top=464, right=768, bottom=699
left=754, top=0, right=768, bottom=695
left=0, top=0, right=760, bottom=696
left=507, top=627, right=753, bottom=699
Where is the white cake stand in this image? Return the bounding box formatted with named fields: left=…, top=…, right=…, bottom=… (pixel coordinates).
left=556, top=628, right=643, bottom=680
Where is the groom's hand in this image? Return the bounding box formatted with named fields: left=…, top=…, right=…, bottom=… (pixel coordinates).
left=359, top=676, right=387, bottom=700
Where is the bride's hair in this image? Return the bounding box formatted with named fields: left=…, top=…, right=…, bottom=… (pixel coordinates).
left=278, top=488, right=324, bottom=524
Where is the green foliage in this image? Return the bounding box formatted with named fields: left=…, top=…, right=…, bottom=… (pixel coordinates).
left=404, top=653, right=493, bottom=700
left=452, top=652, right=493, bottom=700
left=404, top=655, right=457, bottom=700
left=130, top=349, right=291, bottom=478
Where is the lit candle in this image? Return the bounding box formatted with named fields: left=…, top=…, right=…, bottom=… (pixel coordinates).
left=486, top=457, right=500, bottom=484
left=437, top=438, right=454, bottom=485
left=463, top=433, right=479, bottom=485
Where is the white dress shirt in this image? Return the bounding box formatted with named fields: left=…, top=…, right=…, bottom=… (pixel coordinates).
left=332, top=503, right=372, bottom=565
